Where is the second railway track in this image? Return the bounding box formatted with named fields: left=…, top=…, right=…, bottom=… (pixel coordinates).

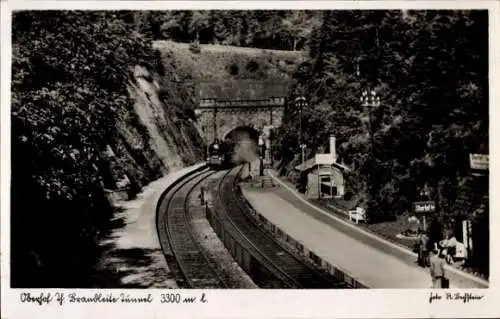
left=214, top=166, right=345, bottom=288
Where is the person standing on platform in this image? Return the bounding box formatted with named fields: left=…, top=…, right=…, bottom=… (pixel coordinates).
left=419, top=231, right=430, bottom=267
left=429, top=249, right=446, bottom=288
left=444, top=232, right=458, bottom=264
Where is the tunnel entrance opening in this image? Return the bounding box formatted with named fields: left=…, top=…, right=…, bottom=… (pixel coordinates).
left=224, top=126, right=260, bottom=165
left=225, top=126, right=259, bottom=143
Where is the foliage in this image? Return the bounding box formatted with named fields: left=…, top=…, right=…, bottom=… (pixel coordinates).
left=11, top=11, right=167, bottom=287
left=189, top=41, right=201, bottom=54
left=141, top=10, right=322, bottom=51
left=276, top=10, right=488, bottom=274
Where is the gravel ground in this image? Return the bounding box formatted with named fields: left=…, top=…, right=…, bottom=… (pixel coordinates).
left=188, top=171, right=257, bottom=289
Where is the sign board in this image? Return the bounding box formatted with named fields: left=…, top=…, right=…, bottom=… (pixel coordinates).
left=258, top=136, right=264, bottom=146
left=413, top=201, right=436, bottom=214
left=469, top=154, right=488, bottom=170
left=317, top=166, right=333, bottom=176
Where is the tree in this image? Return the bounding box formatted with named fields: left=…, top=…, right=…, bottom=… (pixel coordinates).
left=189, top=11, right=211, bottom=42
left=277, top=9, right=488, bottom=236
left=11, top=11, right=159, bottom=287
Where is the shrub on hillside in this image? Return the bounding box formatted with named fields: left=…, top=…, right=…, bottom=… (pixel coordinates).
left=189, top=41, right=201, bottom=54
left=228, top=63, right=239, bottom=76
left=246, top=60, right=260, bottom=72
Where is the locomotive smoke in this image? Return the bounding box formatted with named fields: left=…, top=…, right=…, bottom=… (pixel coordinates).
left=229, top=131, right=258, bottom=164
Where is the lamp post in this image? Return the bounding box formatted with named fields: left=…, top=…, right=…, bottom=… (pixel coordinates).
left=258, top=134, right=264, bottom=176
left=295, top=96, right=307, bottom=165
left=269, top=128, right=274, bottom=168
left=360, top=89, right=381, bottom=215
left=212, top=106, right=218, bottom=142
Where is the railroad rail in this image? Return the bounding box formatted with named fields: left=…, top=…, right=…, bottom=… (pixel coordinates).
left=213, top=166, right=344, bottom=288
left=158, top=168, right=228, bottom=288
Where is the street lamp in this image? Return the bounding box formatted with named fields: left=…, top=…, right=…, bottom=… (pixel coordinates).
left=269, top=127, right=274, bottom=168
left=360, top=89, right=381, bottom=216
left=360, top=89, right=381, bottom=152
left=295, top=96, right=307, bottom=165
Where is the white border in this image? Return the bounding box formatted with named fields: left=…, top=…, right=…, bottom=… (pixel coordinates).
left=2, top=1, right=499, bottom=318
left=2, top=0, right=499, bottom=10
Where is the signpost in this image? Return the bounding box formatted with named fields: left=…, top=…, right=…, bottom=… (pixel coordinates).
left=412, top=201, right=436, bottom=231
left=462, top=219, right=473, bottom=259
left=465, top=153, right=486, bottom=256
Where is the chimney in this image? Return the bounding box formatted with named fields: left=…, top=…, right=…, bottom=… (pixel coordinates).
left=329, top=135, right=337, bottom=162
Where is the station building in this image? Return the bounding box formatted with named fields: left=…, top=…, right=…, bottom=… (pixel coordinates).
left=295, top=135, right=350, bottom=199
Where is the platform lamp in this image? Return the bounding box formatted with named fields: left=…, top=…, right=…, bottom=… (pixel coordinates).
left=295, top=95, right=307, bottom=166
left=360, top=89, right=381, bottom=215
left=258, top=134, right=265, bottom=176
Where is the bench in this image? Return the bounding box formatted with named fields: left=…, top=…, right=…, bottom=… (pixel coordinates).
left=348, top=207, right=366, bottom=224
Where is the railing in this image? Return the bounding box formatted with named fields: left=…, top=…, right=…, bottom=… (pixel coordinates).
left=199, top=97, right=286, bottom=108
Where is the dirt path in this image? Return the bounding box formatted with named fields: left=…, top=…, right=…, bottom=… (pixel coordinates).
left=91, top=164, right=205, bottom=288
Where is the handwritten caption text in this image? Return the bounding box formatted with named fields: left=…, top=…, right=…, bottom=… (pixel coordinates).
left=20, top=292, right=208, bottom=306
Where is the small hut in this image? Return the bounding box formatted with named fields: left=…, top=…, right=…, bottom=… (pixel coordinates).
left=294, top=135, right=350, bottom=199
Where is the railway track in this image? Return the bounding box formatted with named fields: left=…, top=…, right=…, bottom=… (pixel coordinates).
left=157, top=168, right=228, bottom=288
left=215, top=166, right=344, bottom=288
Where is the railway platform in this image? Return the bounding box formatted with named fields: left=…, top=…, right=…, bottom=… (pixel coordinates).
left=240, top=170, right=488, bottom=289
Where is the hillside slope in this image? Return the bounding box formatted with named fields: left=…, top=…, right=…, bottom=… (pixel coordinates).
left=154, top=40, right=305, bottom=99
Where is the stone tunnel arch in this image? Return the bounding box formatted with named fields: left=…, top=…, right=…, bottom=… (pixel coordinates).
left=196, top=79, right=289, bottom=165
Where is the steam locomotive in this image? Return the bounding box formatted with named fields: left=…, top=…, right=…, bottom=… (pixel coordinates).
left=207, top=139, right=235, bottom=170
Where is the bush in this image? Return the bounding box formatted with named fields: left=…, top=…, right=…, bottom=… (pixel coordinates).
left=246, top=60, right=260, bottom=72
left=189, top=41, right=201, bottom=54
left=228, top=63, right=239, bottom=76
